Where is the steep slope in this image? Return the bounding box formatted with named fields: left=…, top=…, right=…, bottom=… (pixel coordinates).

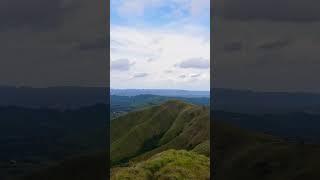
left=110, top=100, right=210, bottom=165
left=111, top=149, right=210, bottom=180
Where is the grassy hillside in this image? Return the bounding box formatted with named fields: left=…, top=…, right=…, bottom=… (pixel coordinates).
left=111, top=149, right=210, bottom=180
left=213, top=120, right=320, bottom=180
left=110, top=100, right=210, bottom=165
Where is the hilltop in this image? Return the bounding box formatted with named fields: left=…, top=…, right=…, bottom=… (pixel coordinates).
left=111, top=149, right=209, bottom=180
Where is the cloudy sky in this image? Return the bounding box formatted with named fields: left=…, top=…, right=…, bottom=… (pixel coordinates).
left=0, top=0, right=107, bottom=87
left=110, top=0, right=210, bottom=91
left=213, top=0, right=320, bottom=93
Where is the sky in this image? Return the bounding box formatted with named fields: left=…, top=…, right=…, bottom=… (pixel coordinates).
left=1, top=0, right=320, bottom=93
left=110, top=0, right=210, bottom=91
left=213, top=0, right=320, bottom=93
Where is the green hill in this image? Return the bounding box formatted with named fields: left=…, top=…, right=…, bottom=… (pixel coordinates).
left=111, top=149, right=210, bottom=180
left=110, top=100, right=210, bottom=165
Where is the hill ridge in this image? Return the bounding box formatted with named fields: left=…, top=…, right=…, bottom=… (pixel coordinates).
left=110, top=100, right=210, bottom=165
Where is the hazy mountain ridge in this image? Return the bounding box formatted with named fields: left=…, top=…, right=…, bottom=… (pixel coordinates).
left=2, top=86, right=320, bottom=113
left=110, top=94, right=209, bottom=119
left=111, top=89, right=210, bottom=98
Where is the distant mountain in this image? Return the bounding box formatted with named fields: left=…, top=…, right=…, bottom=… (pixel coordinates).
left=110, top=94, right=209, bottom=115
left=111, top=89, right=209, bottom=98
left=3, top=86, right=320, bottom=113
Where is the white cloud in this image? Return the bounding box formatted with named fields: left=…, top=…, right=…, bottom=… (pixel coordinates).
left=110, top=25, right=210, bottom=90
left=111, top=0, right=210, bottom=88
left=190, top=73, right=201, bottom=78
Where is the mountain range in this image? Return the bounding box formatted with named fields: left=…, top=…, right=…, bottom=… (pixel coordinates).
left=2, top=86, right=320, bottom=114
left=111, top=89, right=210, bottom=98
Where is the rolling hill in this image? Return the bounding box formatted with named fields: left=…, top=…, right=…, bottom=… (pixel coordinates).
left=110, top=100, right=210, bottom=166
left=110, top=100, right=210, bottom=179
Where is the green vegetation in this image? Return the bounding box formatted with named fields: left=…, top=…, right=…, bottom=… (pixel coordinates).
left=111, top=149, right=210, bottom=180
left=110, top=94, right=209, bottom=119
left=110, top=100, right=210, bottom=179
left=110, top=100, right=210, bottom=165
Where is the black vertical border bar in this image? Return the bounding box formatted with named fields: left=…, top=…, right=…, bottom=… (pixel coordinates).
left=210, top=0, right=215, bottom=179
left=106, top=0, right=110, bottom=179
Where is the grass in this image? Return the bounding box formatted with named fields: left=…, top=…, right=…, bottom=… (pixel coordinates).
left=111, top=149, right=210, bottom=180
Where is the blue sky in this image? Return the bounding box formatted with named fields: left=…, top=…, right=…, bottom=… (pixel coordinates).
left=111, top=0, right=210, bottom=29
left=110, top=0, right=210, bottom=91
